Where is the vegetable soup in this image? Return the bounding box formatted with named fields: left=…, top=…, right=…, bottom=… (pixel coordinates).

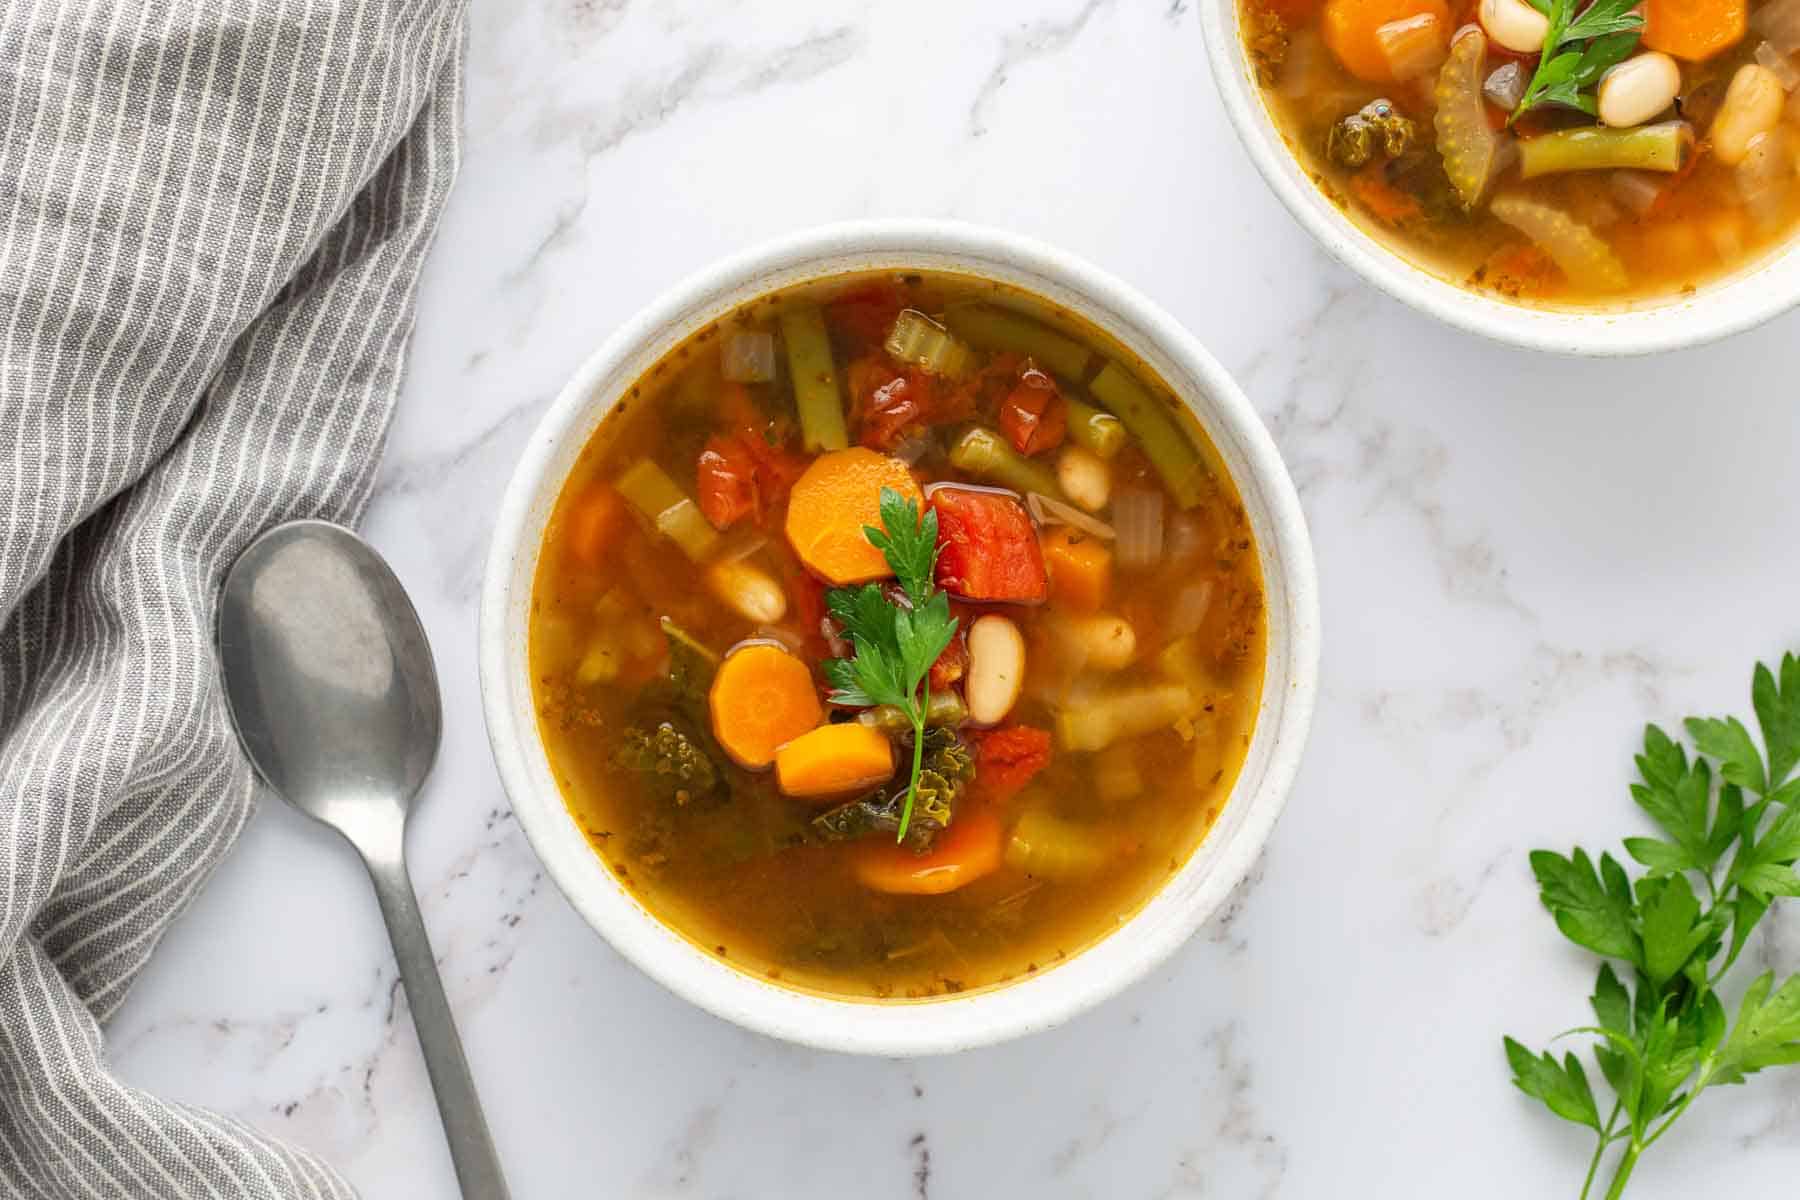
left=529, top=272, right=1265, bottom=1000
left=1242, top=0, right=1800, bottom=305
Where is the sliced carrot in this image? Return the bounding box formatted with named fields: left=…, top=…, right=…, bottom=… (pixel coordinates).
left=1643, top=0, right=1745, bottom=61
left=774, top=723, right=895, bottom=799
left=853, top=809, right=1005, bottom=895
left=564, top=484, right=627, bottom=568
left=784, top=448, right=923, bottom=585
left=1041, top=527, right=1112, bottom=615
left=708, top=643, right=823, bottom=769
left=1322, top=0, right=1450, bottom=82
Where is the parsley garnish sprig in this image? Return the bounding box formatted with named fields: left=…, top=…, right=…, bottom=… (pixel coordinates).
left=1509, top=0, right=1643, bottom=124
left=1505, top=655, right=1800, bottom=1198
left=821, top=488, right=958, bottom=842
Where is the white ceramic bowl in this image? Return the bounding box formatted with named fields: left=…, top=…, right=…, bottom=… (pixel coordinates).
left=479, top=220, right=1320, bottom=1055
left=1200, top=0, right=1800, bottom=355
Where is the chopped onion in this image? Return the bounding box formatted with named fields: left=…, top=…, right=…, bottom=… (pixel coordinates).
left=1111, top=488, right=1164, bottom=570
left=1026, top=492, right=1116, bottom=540
left=1738, top=130, right=1792, bottom=231
left=1484, top=61, right=1526, bottom=111
left=922, top=480, right=1017, bottom=501
left=1609, top=169, right=1665, bottom=216
left=1705, top=212, right=1746, bottom=260
left=718, top=532, right=770, bottom=563
left=1377, top=12, right=1448, bottom=81
left=884, top=309, right=973, bottom=378
left=1279, top=28, right=1324, bottom=98
left=1757, top=40, right=1800, bottom=91
left=721, top=330, right=776, bottom=383
left=1755, top=0, right=1800, bottom=56
left=1165, top=580, right=1216, bottom=641
left=891, top=432, right=935, bottom=467
left=753, top=625, right=804, bottom=653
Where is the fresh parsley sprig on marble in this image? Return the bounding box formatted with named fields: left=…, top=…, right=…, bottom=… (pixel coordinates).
left=1505, top=655, right=1800, bottom=1199
left=821, top=488, right=958, bottom=842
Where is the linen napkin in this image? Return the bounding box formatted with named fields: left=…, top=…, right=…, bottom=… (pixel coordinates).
left=0, top=0, right=467, bottom=1195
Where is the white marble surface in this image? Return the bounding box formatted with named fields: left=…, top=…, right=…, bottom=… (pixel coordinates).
left=108, top=1, right=1800, bottom=1196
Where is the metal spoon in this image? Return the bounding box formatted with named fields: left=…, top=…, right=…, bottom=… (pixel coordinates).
left=217, top=519, right=510, bottom=1200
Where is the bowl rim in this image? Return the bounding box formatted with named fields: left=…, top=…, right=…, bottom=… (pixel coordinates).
left=1198, top=0, right=1800, bottom=356
left=478, top=218, right=1321, bottom=1055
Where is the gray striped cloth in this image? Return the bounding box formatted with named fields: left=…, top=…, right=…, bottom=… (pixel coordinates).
left=0, top=0, right=467, bottom=1195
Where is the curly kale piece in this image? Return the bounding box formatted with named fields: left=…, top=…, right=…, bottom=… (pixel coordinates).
left=812, top=727, right=974, bottom=852
left=613, top=719, right=723, bottom=806
left=1326, top=99, right=1417, bottom=168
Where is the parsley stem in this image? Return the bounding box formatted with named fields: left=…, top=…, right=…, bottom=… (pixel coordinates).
left=1579, top=1103, right=1622, bottom=1200
left=894, top=682, right=930, bottom=843
left=1602, top=1142, right=1640, bottom=1200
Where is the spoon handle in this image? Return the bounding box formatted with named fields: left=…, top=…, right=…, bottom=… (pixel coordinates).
left=362, top=851, right=512, bottom=1200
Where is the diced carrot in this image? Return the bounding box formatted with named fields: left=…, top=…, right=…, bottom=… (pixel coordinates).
left=1040, top=527, right=1112, bottom=614
left=852, top=808, right=1005, bottom=895
left=709, top=643, right=823, bottom=769
left=1643, top=0, right=1745, bottom=61
left=997, top=366, right=1067, bottom=456
left=775, top=723, right=896, bottom=799
left=1349, top=167, right=1424, bottom=228
left=1322, top=0, right=1450, bottom=82
left=930, top=487, right=1049, bottom=604
left=564, top=484, right=626, bottom=568
left=968, top=725, right=1053, bottom=803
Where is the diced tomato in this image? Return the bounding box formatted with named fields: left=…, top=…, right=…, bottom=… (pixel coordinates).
left=968, top=725, right=1053, bottom=802
left=786, top=570, right=833, bottom=660
left=929, top=624, right=968, bottom=690
left=930, top=487, right=1049, bottom=604
left=564, top=484, right=626, bottom=568
left=997, top=366, right=1067, bottom=456
left=696, top=431, right=806, bottom=530
left=827, top=284, right=907, bottom=351
left=696, top=437, right=758, bottom=529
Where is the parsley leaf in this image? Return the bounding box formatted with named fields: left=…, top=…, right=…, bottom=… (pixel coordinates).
left=822, top=488, right=957, bottom=841
left=1509, top=0, right=1643, bottom=124
left=1505, top=1039, right=1602, bottom=1130
left=1712, top=973, right=1800, bottom=1084
left=1753, top=654, right=1800, bottom=790
left=1532, top=848, right=1642, bottom=965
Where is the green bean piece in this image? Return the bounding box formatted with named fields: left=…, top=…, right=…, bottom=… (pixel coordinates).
left=779, top=306, right=848, bottom=452
left=857, top=690, right=967, bottom=735
left=1087, top=362, right=1205, bottom=509
left=1517, top=121, right=1693, bottom=179
left=947, top=427, right=1061, bottom=497
left=943, top=305, right=1094, bottom=380
left=1065, top=396, right=1127, bottom=459
left=615, top=459, right=718, bottom=562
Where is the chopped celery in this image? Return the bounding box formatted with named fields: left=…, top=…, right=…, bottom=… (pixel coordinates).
left=1004, top=808, right=1117, bottom=881
left=1065, top=396, right=1127, bottom=459
left=1490, top=193, right=1628, bottom=293
left=1517, top=122, right=1693, bottom=178
left=947, top=427, right=1060, bottom=497
left=1088, top=363, right=1206, bottom=509
left=1055, top=681, right=1194, bottom=752
left=884, top=309, right=973, bottom=377
left=615, top=459, right=718, bottom=562
left=779, top=307, right=848, bottom=452
left=943, top=305, right=1094, bottom=380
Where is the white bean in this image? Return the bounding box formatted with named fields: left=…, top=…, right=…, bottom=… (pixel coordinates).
left=1056, top=445, right=1112, bottom=513
left=1713, top=64, right=1786, bottom=166
left=1055, top=613, right=1137, bottom=672
left=965, top=615, right=1026, bottom=725
left=704, top=559, right=787, bottom=624
left=1597, top=53, right=1681, bottom=128
left=1478, top=0, right=1550, bottom=54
